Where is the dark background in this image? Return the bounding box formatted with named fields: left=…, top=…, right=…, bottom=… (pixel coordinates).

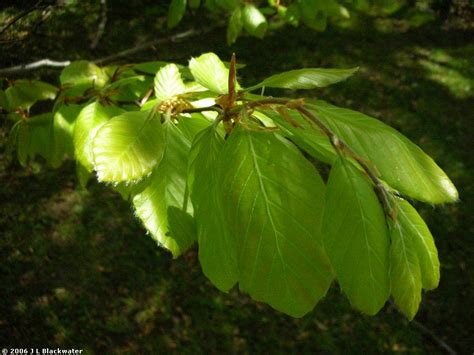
left=1, top=0, right=473, bottom=353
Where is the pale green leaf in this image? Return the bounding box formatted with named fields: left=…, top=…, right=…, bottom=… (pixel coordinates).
left=74, top=102, right=124, bottom=172
left=242, top=4, right=267, bottom=39
left=394, top=198, right=440, bottom=291
left=168, top=0, right=187, bottom=28
left=322, top=156, right=390, bottom=315
left=247, top=67, right=358, bottom=91
left=154, top=64, right=186, bottom=102
left=309, top=100, right=458, bottom=203
left=92, top=110, right=165, bottom=183
left=133, top=121, right=196, bottom=257
left=189, top=53, right=240, bottom=94
left=219, top=124, right=333, bottom=317
left=227, top=7, right=243, bottom=45
left=188, top=126, right=238, bottom=291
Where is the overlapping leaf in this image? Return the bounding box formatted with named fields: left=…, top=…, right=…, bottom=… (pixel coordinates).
left=219, top=124, right=333, bottom=317
left=322, top=156, right=390, bottom=315
left=16, top=113, right=54, bottom=165
left=242, top=4, right=267, bottom=39
left=5, top=80, right=57, bottom=110
left=74, top=102, right=124, bottom=172
left=389, top=197, right=440, bottom=319
left=308, top=100, right=458, bottom=203
left=154, top=64, right=186, bottom=102
left=93, top=110, right=164, bottom=182
left=133, top=121, right=196, bottom=257
left=168, top=0, right=187, bottom=28
left=188, top=126, right=238, bottom=291
left=51, top=103, right=83, bottom=167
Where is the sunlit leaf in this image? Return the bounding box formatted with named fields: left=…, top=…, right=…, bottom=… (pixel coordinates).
left=309, top=100, right=458, bottom=203
left=322, top=156, right=390, bottom=315
left=133, top=121, right=196, bottom=257
left=247, top=67, right=358, bottom=91
left=242, top=4, right=268, bottom=39
left=74, top=102, right=124, bottom=172
left=93, top=110, right=165, bottom=182
left=60, top=61, right=108, bottom=95
left=189, top=53, right=240, bottom=94
left=51, top=103, right=83, bottom=167
left=188, top=126, right=238, bottom=291
left=154, top=64, right=186, bottom=102
left=219, top=124, right=333, bottom=317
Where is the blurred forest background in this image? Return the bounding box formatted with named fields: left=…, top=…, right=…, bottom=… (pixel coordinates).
left=1, top=0, right=473, bottom=353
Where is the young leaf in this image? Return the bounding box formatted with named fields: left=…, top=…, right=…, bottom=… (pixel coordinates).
left=219, top=124, right=333, bottom=317
left=168, top=0, right=187, bottom=28
left=93, top=110, right=165, bottom=183
left=393, top=198, right=440, bottom=291
left=5, top=80, right=58, bottom=110
left=189, top=53, right=240, bottom=94
left=133, top=121, right=196, bottom=257
left=227, top=7, right=243, bottom=45
left=154, top=64, right=186, bottom=102
left=247, top=67, right=358, bottom=91
left=322, top=156, right=390, bottom=315
left=188, top=126, right=238, bottom=291
left=242, top=4, right=268, bottom=39
left=309, top=100, right=458, bottom=204
left=74, top=102, right=124, bottom=172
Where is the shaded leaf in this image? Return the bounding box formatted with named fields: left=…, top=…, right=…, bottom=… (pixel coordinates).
left=322, top=156, right=390, bottom=315
left=168, top=0, right=187, bottom=28
left=5, top=80, right=57, bottom=110
left=227, top=7, right=243, bottom=45
left=242, top=4, right=268, bottom=39
left=51, top=103, right=83, bottom=167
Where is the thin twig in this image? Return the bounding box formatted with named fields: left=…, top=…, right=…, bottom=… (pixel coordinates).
left=91, top=0, right=107, bottom=50
left=0, top=59, right=72, bottom=75
left=411, top=319, right=457, bottom=354
left=0, top=27, right=215, bottom=75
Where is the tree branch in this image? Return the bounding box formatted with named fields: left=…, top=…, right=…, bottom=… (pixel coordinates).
left=90, top=0, right=108, bottom=50
left=0, top=27, right=215, bottom=75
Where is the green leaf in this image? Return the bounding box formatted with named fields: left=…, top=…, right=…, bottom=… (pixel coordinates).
left=247, top=67, right=358, bottom=91
left=76, top=161, right=92, bottom=189
left=227, top=7, right=243, bottom=45
left=188, top=0, right=200, bottom=9
left=5, top=80, right=58, bottom=110
left=219, top=124, right=333, bottom=317
left=0, top=89, right=8, bottom=110
left=133, top=61, right=174, bottom=75
left=188, top=126, right=238, bottom=291
left=133, top=121, right=196, bottom=257
left=393, top=197, right=440, bottom=291
left=51, top=104, right=83, bottom=167
left=242, top=4, right=268, bottom=39
left=92, top=110, right=165, bottom=183
left=322, top=156, right=390, bottom=315
left=389, top=205, right=422, bottom=320
left=106, top=75, right=152, bottom=102
left=74, top=102, right=124, bottom=172
left=310, top=100, right=458, bottom=203
left=256, top=107, right=335, bottom=163
left=215, top=0, right=239, bottom=11
left=60, top=61, right=108, bottom=95
left=189, top=53, right=240, bottom=94
left=154, top=64, right=186, bottom=102
left=168, top=0, right=187, bottom=28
